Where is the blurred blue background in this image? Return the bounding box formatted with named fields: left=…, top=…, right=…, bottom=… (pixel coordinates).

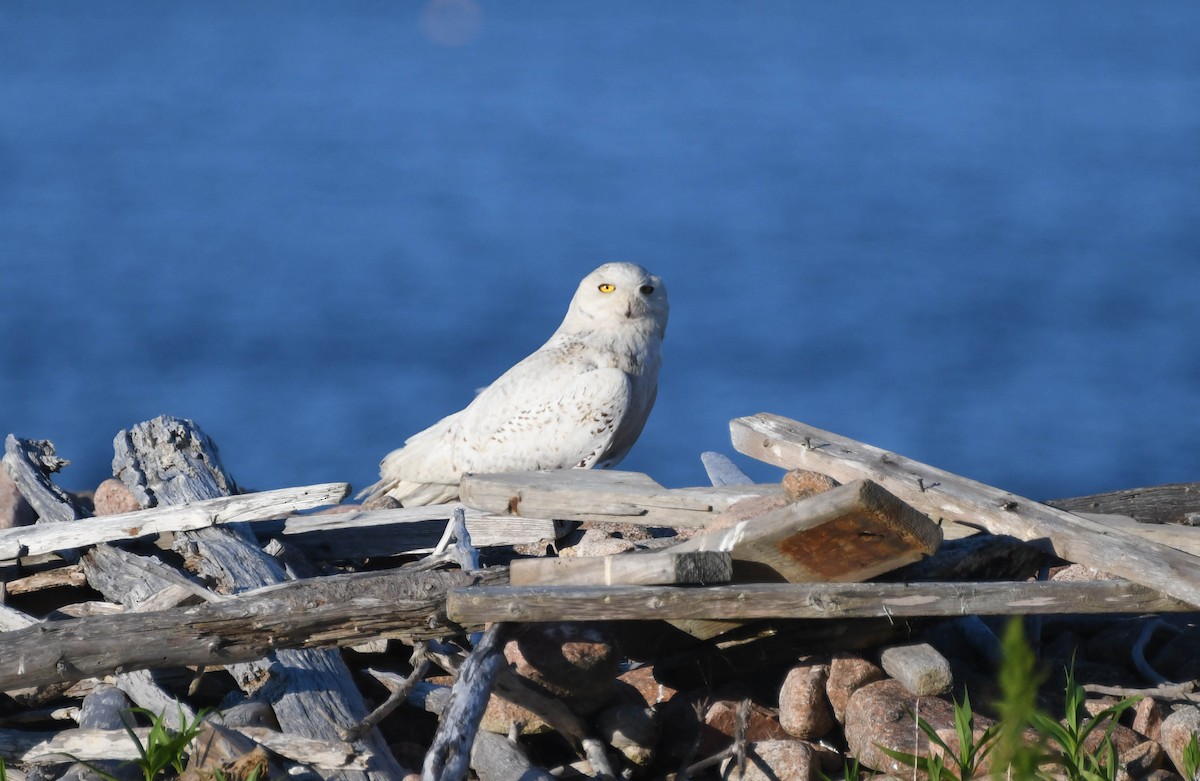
left=2, top=1, right=1198, bottom=503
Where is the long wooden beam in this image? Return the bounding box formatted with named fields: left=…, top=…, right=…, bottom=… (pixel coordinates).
left=445, top=580, right=1190, bottom=624
left=0, top=567, right=499, bottom=691
left=729, top=413, right=1200, bottom=608
left=0, top=483, right=351, bottom=561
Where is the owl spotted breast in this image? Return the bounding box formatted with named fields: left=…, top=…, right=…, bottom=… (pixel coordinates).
left=360, top=262, right=669, bottom=506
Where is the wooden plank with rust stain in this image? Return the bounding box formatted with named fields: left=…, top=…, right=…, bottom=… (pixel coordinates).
left=672, top=479, right=941, bottom=583
left=666, top=479, right=941, bottom=639
left=730, top=413, right=1200, bottom=609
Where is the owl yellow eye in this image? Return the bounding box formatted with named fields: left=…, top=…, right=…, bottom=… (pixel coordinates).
left=598, top=283, right=615, bottom=293
left=639, top=285, right=654, bottom=295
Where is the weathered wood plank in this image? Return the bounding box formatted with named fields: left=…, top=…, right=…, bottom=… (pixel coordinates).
left=459, top=468, right=781, bottom=526
left=730, top=413, right=1200, bottom=608
left=1048, top=482, right=1200, bottom=526
left=673, top=480, right=941, bottom=582
left=0, top=566, right=501, bottom=691
left=666, top=479, right=942, bottom=639
left=264, top=504, right=564, bottom=559
left=1074, top=512, right=1200, bottom=557
left=0, top=483, right=350, bottom=561
left=446, top=579, right=1190, bottom=624
left=510, top=550, right=732, bottom=587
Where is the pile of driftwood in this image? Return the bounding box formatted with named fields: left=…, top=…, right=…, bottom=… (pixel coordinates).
left=3, top=413, right=1200, bottom=780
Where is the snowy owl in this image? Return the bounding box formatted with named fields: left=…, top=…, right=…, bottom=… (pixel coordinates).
left=360, top=262, right=669, bottom=506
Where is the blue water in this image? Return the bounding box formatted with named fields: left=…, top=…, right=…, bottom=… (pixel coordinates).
left=2, top=2, right=1198, bottom=504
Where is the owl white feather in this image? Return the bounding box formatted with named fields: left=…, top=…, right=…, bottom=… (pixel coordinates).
left=360, top=262, right=669, bottom=506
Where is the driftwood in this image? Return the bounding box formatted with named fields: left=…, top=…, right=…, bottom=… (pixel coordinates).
left=2, top=436, right=85, bottom=524
left=1049, top=482, right=1200, bottom=525
left=422, top=623, right=510, bottom=781
left=460, top=468, right=780, bottom=527
left=262, top=504, right=563, bottom=559
left=0, top=564, right=497, bottom=691
left=0, top=724, right=366, bottom=770
left=0, top=483, right=350, bottom=561
left=7, top=412, right=1200, bottom=780
left=109, top=415, right=407, bottom=781
left=730, top=413, right=1200, bottom=608
left=446, top=579, right=1190, bottom=624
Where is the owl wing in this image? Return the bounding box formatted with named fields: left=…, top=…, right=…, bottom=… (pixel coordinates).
left=452, top=357, right=636, bottom=473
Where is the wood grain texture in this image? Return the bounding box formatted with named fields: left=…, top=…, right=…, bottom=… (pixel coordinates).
left=2, top=435, right=85, bottom=524
left=459, top=468, right=781, bottom=527
left=446, top=579, right=1190, bottom=624
left=0, top=567, right=499, bottom=691
left=730, top=413, right=1200, bottom=608
left=1048, top=482, right=1200, bottom=525
left=111, top=415, right=406, bottom=781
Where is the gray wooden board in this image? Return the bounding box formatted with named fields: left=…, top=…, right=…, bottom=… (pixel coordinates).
left=264, top=505, right=564, bottom=559
left=0, top=483, right=350, bottom=561
left=730, top=413, right=1200, bottom=609
left=446, top=579, right=1191, bottom=624
left=459, top=468, right=781, bottom=527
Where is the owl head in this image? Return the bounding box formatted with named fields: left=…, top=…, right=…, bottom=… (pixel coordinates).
left=560, top=262, right=669, bottom=338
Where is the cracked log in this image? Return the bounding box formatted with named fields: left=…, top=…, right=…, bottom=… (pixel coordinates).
left=0, top=566, right=499, bottom=691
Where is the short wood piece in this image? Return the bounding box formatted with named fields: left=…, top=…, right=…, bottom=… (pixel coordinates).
left=879, top=642, right=953, bottom=696
left=459, top=468, right=781, bottom=527
left=730, top=413, right=1200, bottom=609
left=510, top=550, right=732, bottom=587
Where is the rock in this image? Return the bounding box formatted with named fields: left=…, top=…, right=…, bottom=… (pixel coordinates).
left=361, top=494, right=401, bottom=511
left=619, top=664, right=678, bottom=708
left=702, top=699, right=790, bottom=756
left=93, top=478, right=142, bottom=516
left=720, top=739, right=837, bottom=781
left=826, top=653, right=886, bottom=723
left=1133, top=696, right=1167, bottom=743
left=843, top=679, right=961, bottom=776
left=558, top=528, right=636, bottom=557
left=1051, top=563, right=1115, bottom=581
left=504, top=622, right=621, bottom=715
left=1158, top=705, right=1200, bottom=778
left=880, top=642, right=953, bottom=696
left=480, top=691, right=552, bottom=736
left=778, top=662, right=834, bottom=740
left=0, top=468, right=35, bottom=528
left=596, top=698, right=659, bottom=768
left=1121, top=739, right=1165, bottom=778
left=781, top=469, right=839, bottom=501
